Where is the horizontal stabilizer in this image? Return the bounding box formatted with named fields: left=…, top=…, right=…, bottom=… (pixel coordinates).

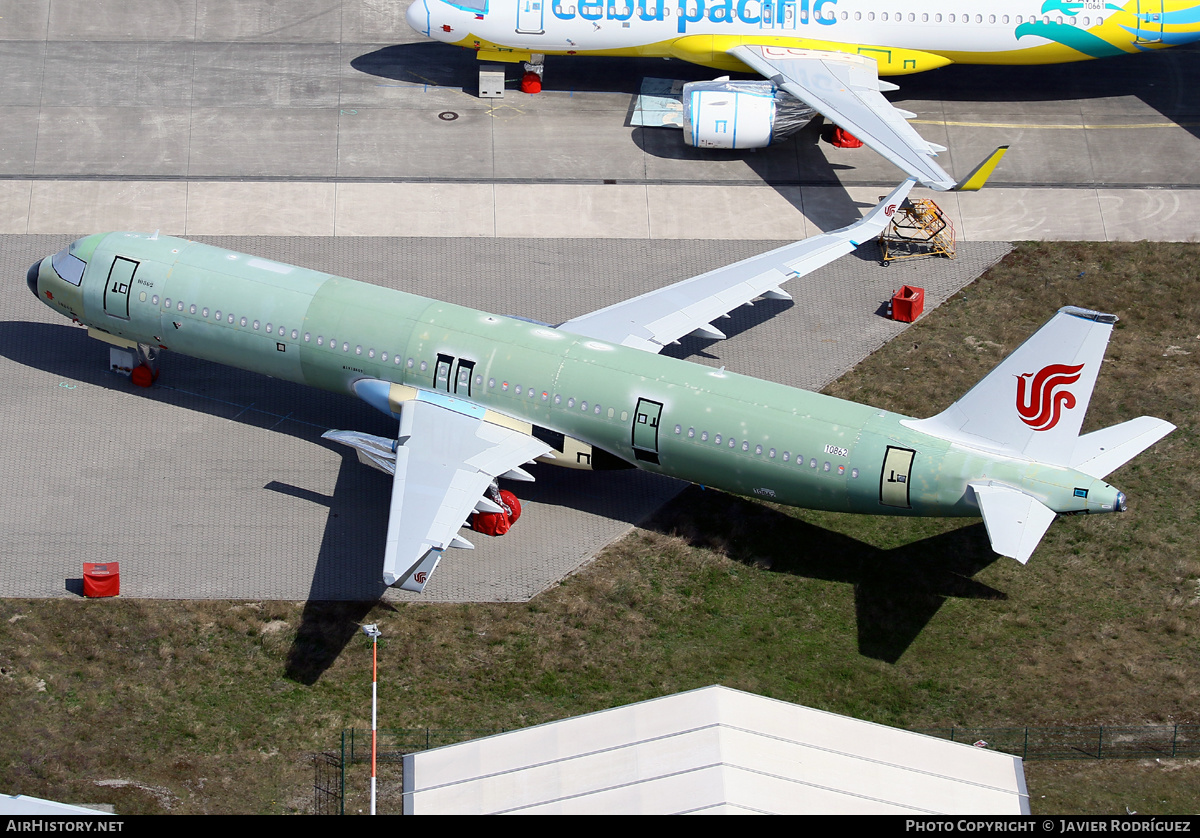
left=1070, top=417, right=1176, bottom=479
left=969, top=482, right=1058, bottom=564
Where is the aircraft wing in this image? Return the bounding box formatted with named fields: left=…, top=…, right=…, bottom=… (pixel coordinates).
left=375, top=391, right=552, bottom=592
left=557, top=178, right=915, bottom=352
left=728, top=45, right=958, bottom=192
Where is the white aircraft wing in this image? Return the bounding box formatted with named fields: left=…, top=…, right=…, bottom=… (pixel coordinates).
left=557, top=178, right=915, bottom=353
left=378, top=391, right=551, bottom=592
left=728, top=45, right=958, bottom=192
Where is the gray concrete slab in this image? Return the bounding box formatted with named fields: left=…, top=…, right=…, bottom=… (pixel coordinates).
left=0, top=234, right=1008, bottom=602
left=193, top=0, right=343, bottom=43
left=491, top=111, right=646, bottom=182
left=26, top=181, right=189, bottom=235
left=0, top=183, right=33, bottom=233
left=187, top=109, right=340, bottom=178
left=0, top=42, right=47, bottom=105
left=1083, top=115, right=1200, bottom=187
left=1096, top=190, right=1200, bottom=242
left=46, top=0, right=197, bottom=41
left=40, top=41, right=196, bottom=108
left=639, top=123, right=808, bottom=184
left=5, top=180, right=1198, bottom=241
left=183, top=182, right=335, bottom=235
left=942, top=114, right=1101, bottom=187
left=334, top=107, right=496, bottom=179
left=34, top=107, right=192, bottom=177
left=0, top=2, right=50, bottom=41
left=190, top=43, right=344, bottom=109
left=333, top=182, right=496, bottom=237
left=0, top=108, right=41, bottom=173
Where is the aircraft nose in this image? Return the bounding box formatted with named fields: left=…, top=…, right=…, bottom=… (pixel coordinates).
left=406, top=0, right=429, bottom=37
left=27, top=259, right=41, bottom=298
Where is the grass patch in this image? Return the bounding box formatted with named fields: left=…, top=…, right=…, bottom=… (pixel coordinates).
left=1, top=242, right=1197, bottom=813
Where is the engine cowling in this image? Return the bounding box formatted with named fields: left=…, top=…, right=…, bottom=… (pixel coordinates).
left=681, top=80, right=816, bottom=149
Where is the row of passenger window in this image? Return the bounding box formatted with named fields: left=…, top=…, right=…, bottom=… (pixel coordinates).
left=148, top=290, right=860, bottom=476
left=672, top=423, right=860, bottom=478
left=847, top=12, right=1101, bottom=26
left=488, top=381, right=633, bottom=423
left=147, top=292, right=629, bottom=422
left=148, top=293, right=301, bottom=341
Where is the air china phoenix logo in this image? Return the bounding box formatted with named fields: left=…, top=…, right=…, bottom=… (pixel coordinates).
left=884, top=203, right=898, bottom=216
left=1015, top=363, right=1085, bottom=431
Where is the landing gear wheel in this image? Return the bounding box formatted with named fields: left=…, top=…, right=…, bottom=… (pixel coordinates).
left=130, top=363, right=158, bottom=388
left=520, top=72, right=542, bottom=94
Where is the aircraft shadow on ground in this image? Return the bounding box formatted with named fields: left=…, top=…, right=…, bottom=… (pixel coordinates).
left=0, top=321, right=680, bottom=681
left=351, top=43, right=674, bottom=95
left=0, top=320, right=403, bottom=680
left=644, top=485, right=1004, bottom=663
left=351, top=43, right=874, bottom=223
left=355, top=41, right=1200, bottom=196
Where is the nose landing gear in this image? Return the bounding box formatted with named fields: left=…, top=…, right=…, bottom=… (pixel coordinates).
left=111, top=343, right=161, bottom=387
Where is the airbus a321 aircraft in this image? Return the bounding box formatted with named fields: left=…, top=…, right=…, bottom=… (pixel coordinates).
left=406, top=0, right=1200, bottom=189
left=27, top=181, right=1173, bottom=593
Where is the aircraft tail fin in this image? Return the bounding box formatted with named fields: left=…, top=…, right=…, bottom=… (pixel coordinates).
left=907, top=306, right=1117, bottom=466
left=955, top=145, right=1009, bottom=191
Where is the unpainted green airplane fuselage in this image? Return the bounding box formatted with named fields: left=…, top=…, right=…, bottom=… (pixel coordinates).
left=30, top=232, right=1125, bottom=523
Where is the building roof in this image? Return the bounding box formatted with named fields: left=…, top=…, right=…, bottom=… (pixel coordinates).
left=402, top=685, right=1030, bottom=814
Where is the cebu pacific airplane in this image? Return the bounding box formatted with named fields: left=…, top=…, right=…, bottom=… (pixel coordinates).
left=406, top=0, right=1200, bottom=189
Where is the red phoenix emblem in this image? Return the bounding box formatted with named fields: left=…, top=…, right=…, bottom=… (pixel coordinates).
left=884, top=203, right=897, bottom=216
left=1016, top=363, right=1084, bottom=431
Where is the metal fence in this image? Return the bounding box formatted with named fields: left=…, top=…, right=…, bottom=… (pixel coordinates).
left=913, top=724, right=1200, bottom=761
left=342, top=727, right=503, bottom=765
left=311, top=752, right=342, bottom=816
left=313, top=728, right=504, bottom=814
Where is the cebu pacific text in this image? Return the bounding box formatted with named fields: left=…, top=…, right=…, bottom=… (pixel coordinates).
left=551, top=0, right=841, bottom=33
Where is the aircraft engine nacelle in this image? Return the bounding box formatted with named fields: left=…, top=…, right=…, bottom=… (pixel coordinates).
left=681, top=80, right=816, bottom=150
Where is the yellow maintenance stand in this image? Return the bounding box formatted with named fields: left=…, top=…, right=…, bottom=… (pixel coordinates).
left=880, top=199, right=955, bottom=263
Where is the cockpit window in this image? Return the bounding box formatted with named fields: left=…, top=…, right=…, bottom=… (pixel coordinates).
left=51, top=248, right=85, bottom=286
left=448, top=0, right=487, bottom=11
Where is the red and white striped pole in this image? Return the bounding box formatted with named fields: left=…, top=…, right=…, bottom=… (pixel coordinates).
left=362, top=623, right=382, bottom=815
